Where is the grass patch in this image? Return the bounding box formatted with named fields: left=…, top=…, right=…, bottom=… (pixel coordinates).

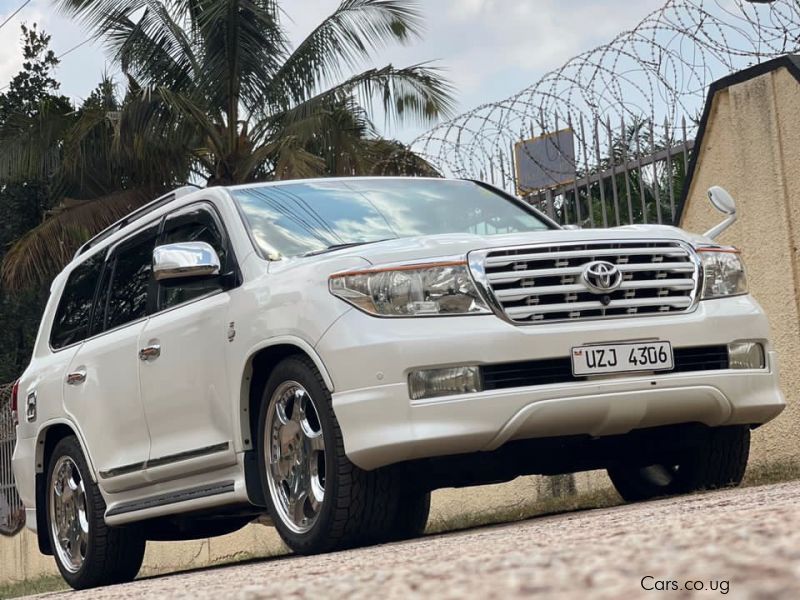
left=0, top=575, right=67, bottom=599
left=426, top=487, right=623, bottom=535
left=743, top=457, right=800, bottom=488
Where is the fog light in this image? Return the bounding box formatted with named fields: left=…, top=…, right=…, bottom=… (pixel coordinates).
left=728, top=342, right=765, bottom=369
left=408, top=366, right=482, bottom=400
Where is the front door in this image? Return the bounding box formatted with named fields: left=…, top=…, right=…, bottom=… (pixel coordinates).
left=138, top=203, right=236, bottom=482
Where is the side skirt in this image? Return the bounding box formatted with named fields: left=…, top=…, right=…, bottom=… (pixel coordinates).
left=105, top=481, right=235, bottom=518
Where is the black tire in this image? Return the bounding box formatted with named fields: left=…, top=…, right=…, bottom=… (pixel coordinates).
left=607, top=425, right=750, bottom=502
left=46, top=436, right=146, bottom=590
left=383, top=489, right=430, bottom=543
left=257, top=355, right=398, bottom=554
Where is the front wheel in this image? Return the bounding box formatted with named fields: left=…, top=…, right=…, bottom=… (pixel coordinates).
left=607, top=425, right=750, bottom=502
left=46, top=436, right=146, bottom=589
left=257, top=356, right=399, bottom=554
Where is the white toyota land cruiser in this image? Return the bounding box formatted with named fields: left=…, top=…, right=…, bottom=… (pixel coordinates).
left=11, top=177, right=784, bottom=588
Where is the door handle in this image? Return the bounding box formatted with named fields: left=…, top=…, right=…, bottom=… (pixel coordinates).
left=66, top=369, right=87, bottom=385
left=139, top=344, right=161, bottom=361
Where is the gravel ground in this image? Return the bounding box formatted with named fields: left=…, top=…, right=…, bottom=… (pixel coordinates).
left=33, top=481, right=800, bottom=600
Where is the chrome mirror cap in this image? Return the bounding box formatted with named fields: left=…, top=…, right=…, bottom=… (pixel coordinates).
left=707, top=186, right=736, bottom=216
left=153, top=241, right=221, bottom=282
left=704, top=186, right=738, bottom=240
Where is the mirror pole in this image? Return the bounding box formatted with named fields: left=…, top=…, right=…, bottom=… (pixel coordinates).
left=703, top=214, right=737, bottom=240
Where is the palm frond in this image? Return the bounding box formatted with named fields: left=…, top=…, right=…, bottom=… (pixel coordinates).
left=0, top=99, right=74, bottom=181
left=261, top=63, right=453, bottom=134
left=272, top=0, right=423, bottom=106
left=0, top=189, right=153, bottom=291
left=364, top=139, right=439, bottom=176
left=108, top=5, right=199, bottom=92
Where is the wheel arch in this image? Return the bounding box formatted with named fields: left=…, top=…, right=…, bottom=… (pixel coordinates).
left=239, top=338, right=334, bottom=453
left=33, top=420, right=95, bottom=556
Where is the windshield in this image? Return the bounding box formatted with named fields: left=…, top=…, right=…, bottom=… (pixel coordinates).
left=231, top=178, right=551, bottom=258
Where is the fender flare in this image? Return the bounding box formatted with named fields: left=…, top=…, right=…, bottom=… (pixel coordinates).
left=241, top=336, right=335, bottom=392
left=34, top=418, right=98, bottom=483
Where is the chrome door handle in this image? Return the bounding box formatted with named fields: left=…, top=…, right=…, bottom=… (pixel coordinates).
left=139, top=344, right=161, bottom=361
left=66, top=369, right=87, bottom=385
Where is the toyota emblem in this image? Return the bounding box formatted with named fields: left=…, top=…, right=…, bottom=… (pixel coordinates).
left=581, top=260, right=623, bottom=294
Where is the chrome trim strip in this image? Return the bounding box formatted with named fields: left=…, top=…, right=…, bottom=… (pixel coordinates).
left=105, top=480, right=235, bottom=517
left=99, top=441, right=231, bottom=479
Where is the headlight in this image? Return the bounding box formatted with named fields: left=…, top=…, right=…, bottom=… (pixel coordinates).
left=698, top=248, right=747, bottom=299
left=329, top=260, right=491, bottom=317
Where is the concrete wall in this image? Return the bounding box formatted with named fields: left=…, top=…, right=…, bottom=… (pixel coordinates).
left=679, top=66, right=800, bottom=466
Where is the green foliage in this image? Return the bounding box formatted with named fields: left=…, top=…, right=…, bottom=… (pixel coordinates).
left=0, top=24, right=71, bottom=121
left=0, top=26, right=70, bottom=381
left=546, top=120, right=689, bottom=228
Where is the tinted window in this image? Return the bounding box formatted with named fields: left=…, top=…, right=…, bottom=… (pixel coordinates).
left=158, top=205, right=228, bottom=310
left=104, top=225, right=159, bottom=331
left=231, top=179, right=550, bottom=258
left=50, top=254, right=104, bottom=349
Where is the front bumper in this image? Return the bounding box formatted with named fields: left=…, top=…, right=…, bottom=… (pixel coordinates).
left=316, top=295, right=785, bottom=470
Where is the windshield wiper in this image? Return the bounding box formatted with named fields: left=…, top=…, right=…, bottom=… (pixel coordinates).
left=303, top=239, right=393, bottom=257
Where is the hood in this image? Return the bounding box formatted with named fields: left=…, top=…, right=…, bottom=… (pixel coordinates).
left=341, top=224, right=709, bottom=267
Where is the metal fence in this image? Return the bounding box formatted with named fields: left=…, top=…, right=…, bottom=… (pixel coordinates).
left=511, top=116, right=694, bottom=228
left=0, top=382, right=24, bottom=537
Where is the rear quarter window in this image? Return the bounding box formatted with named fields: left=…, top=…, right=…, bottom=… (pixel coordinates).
left=50, top=254, right=104, bottom=350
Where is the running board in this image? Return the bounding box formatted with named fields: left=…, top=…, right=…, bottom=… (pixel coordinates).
left=105, top=481, right=235, bottom=517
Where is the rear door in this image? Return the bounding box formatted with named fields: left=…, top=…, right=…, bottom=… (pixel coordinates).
left=138, top=203, right=237, bottom=482
left=63, top=223, right=159, bottom=493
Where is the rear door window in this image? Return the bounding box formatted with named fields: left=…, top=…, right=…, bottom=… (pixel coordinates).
left=50, top=254, right=104, bottom=350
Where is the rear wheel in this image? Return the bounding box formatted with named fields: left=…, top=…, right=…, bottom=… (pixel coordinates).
left=257, top=356, right=399, bottom=554
left=46, top=436, right=146, bottom=589
left=608, top=425, right=750, bottom=502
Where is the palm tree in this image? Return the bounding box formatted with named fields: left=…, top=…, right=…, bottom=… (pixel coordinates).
left=57, top=0, right=452, bottom=184
left=0, top=0, right=452, bottom=289
left=0, top=77, right=197, bottom=289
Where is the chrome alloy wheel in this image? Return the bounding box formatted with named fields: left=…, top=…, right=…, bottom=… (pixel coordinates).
left=49, top=456, right=89, bottom=573
left=264, top=381, right=326, bottom=534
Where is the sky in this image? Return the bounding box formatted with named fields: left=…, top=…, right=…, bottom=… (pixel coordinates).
left=0, top=0, right=666, bottom=142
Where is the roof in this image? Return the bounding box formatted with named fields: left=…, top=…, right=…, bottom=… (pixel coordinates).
left=676, top=54, right=800, bottom=224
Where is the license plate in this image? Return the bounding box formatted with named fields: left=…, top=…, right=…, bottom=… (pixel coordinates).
left=571, top=341, right=673, bottom=376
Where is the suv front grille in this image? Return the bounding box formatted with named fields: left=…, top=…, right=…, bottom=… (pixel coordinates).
left=481, top=345, right=730, bottom=390
left=476, top=241, right=699, bottom=324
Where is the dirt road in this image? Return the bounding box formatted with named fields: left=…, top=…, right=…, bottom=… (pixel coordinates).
left=33, top=481, right=800, bottom=599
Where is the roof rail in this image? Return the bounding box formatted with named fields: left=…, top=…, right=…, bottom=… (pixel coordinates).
left=74, top=185, right=201, bottom=259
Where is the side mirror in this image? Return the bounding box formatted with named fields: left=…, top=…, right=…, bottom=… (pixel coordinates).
left=562, top=224, right=581, bottom=231
left=703, top=186, right=738, bottom=240
left=153, top=241, right=221, bottom=282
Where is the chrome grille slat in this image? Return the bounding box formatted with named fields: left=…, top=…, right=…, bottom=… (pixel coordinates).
left=484, top=246, right=688, bottom=267
left=487, top=262, right=695, bottom=284
left=475, top=240, right=699, bottom=324
left=505, top=296, right=693, bottom=318
left=494, top=278, right=696, bottom=301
